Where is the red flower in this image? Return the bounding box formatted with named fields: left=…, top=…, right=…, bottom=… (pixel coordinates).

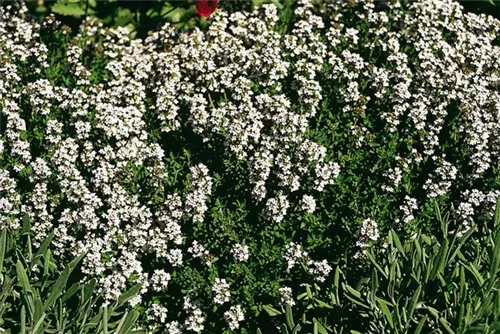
left=195, top=0, right=219, bottom=18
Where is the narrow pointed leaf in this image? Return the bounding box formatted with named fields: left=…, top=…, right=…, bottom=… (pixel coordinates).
left=262, top=305, right=282, bottom=316
left=285, top=305, right=294, bottom=329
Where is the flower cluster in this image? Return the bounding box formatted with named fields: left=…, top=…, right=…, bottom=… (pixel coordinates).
left=284, top=242, right=332, bottom=282
left=279, top=286, right=295, bottom=307
left=212, top=278, right=231, bottom=305
left=355, top=218, right=381, bottom=259
left=223, top=305, right=245, bottom=330
left=231, top=243, right=250, bottom=262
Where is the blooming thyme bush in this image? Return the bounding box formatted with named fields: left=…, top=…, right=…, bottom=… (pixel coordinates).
left=0, top=0, right=499, bottom=332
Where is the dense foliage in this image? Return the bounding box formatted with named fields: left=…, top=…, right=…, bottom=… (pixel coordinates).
left=262, top=199, right=500, bottom=333
left=0, top=0, right=499, bottom=332
left=0, top=217, right=143, bottom=333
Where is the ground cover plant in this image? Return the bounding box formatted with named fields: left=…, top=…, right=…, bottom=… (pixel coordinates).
left=0, top=0, right=499, bottom=332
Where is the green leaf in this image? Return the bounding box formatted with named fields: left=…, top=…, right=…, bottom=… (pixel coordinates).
left=22, top=214, right=31, bottom=235
left=409, top=285, right=422, bottom=320
left=31, top=313, right=46, bottom=334
left=103, top=304, right=108, bottom=334
left=465, top=264, right=484, bottom=286
left=61, top=283, right=81, bottom=303
left=306, top=284, right=313, bottom=299
left=439, top=317, right=455, bottom=334
left=315, top=298, right=334, bottom=309
left=414, top=316, right=427, bottom=334
left=20, top=305, right=26, bottom=334
left=431, top=237, right=448, bottom=280
left=262, top=305, right=282, bottom=316
left=292, top=324, right=302, bottom=334
left=390, top=229, right=405, bottom=254
left=0, top=228, right=6, bottom=274
left=366, top=250, right=388, bottom=279
left=344, top=283, right=361, bottom=297
left=490, top=224, right=500, bottom=279
left=16, top=260, right=31, bottom=293
left=313, top=318, right=328, bottom=334
left=33, top=233, right=53, bottom=263
left=285, top=305, right=294, bottom=329
left=115, top=283, right=142, bottom=308
left=448, top=225, right=476, bottom=264
left=494, top=197, right=500, bottom=228
left=377, top=298, right=394, bottom=329
left=116, top=310, right=139, bottom=334
left=43, top=249, right=52, bottom=278
left=51, top=0, right=86, bottom=18
left=43, top=252, right=84, bottom=312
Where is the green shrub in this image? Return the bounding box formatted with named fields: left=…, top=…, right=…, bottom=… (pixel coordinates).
left=262, top=198, right=500, bottom=333
left=0, top=216, right=143, bottom=334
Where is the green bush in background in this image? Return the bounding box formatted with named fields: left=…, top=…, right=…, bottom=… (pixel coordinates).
left=26, top=0, right=498, bottom=38
left=0, top=216, right=143, bottom=334
left=24, top=0, right=289, bottom=36
left=261, top=198, right=500, bottom=333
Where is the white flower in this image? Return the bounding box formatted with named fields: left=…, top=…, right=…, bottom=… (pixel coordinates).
left=284, top=242, right=308, bottom=270
left=212, top=278, right=231, bottom=305
left=166, top=248, right=183, bottom=267
left=128, top=294, right=142, bottom=307
left=183, top=298, right=205, bottom=333
left=231, top=244, right=250, bottom=262
left=224, top=305, right=245, bottom=330
left=147, top=303, right=168, bottom=323
left=279, top=286, right=295, bottom=307
left=150, top=269, right=171, bottom=292
left=165, top=321, right=183, bottom=334
left=300, top=195, right=316, bottom=213
left=308, top=260, right=332, bottom=283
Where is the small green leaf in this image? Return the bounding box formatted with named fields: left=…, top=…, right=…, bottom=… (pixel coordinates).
left=342, top=284, right=361, bottom=299
left=315, top=298, right=334, bottom=309
left=20, top=305, right=26, bottom=334
left=494, top=197, right=500, bottom=228
left=0, top=228, right=6, bottom=274
left=115, top=283, right=142, bottom=308
left=377, top=299, right=394, bottom=329
left=390, top=229, right=405, bottom=254
left=439, top=317, right=455, bottom=334
left=262, top=305, right=282, bottom=316
left=116, top=310, right=139, bottom=334
left=285, top=305, right=294, bottom=329
left=306, top=284, right=313, bottom=299
left=366, top=250, right=388, bottom=279
left=431, top=238, right=448, bottom=280
left=409, top=285, right=422, bottom=320
left=51, top=0, right=86, bottom=18
left=16, top=260, right=31, bottom=293
left=313, top=318, right=328, bottom=334
left=31, top=313, right=46, bottom=334
left=33, top=233, right=53, bottom=263
left=103, top=304, right=108, bottom=334
left=22, top=214, right=31, bottom=235
left=414, top=316, right=427, bottom=334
